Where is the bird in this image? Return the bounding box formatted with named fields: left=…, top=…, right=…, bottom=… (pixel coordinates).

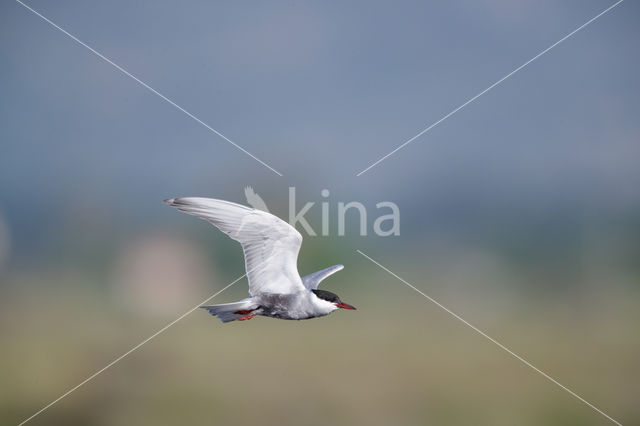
left=164, top=197, right=356, bottom=322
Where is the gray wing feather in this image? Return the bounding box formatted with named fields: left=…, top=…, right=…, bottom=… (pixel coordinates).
left=301, top=264, right=344, bottom=290
left=165, top=197, right=305, bottom=296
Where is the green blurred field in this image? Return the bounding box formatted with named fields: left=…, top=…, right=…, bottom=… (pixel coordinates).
left=3, top=251, right=638, bottom=426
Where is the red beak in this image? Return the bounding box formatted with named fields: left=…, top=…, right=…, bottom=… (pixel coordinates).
left=336, top=302, right=356, bottom=310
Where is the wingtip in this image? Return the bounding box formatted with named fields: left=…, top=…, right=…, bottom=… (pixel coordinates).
left=163, top=198, right=176, bottom=205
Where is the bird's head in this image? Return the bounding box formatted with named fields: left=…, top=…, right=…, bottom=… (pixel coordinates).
left=311, top=289, right=356, bottom=310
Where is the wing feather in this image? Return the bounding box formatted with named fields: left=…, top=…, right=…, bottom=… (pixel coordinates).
left=165, top=197, right=305, bottom=296
left=301, top=264, right=344, bottom=290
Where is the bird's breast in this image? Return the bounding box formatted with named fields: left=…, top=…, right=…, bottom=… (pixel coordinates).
left=256, top=292, right=331, bottom=320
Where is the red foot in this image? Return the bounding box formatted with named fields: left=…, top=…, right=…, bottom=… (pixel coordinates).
left=236, top=314, right=255, bottom=321
left=234, top=309, right=255, bottom=315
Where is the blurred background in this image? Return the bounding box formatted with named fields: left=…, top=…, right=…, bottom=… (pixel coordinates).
left=1, top=0, right=639, bottom=424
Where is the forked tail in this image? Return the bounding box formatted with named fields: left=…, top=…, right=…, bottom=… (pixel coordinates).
left=200, top=299, right=258, bottom=323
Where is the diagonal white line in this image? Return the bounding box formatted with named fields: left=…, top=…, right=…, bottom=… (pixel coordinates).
left=356, top=0, right=624, bottom=176
left=356, top=249, right=623, bottom=426
left=15, top=0, right=283, bottom=177
left=17, top=273, right=246, bottom=426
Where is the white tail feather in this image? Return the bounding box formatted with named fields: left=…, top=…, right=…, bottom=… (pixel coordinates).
left=201, top=299, right=257, bottom=323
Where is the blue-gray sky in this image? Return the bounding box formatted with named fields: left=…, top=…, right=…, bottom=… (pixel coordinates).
left=1, top=0, right=639, bottom=256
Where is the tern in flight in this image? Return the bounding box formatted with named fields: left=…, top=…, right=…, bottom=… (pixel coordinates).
left=164, top=197, right=356, bottom=322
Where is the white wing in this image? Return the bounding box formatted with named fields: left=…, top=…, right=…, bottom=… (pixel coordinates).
left=301, top=264, right=344, bottom=290
left=165, top=197, right=305, bottom=296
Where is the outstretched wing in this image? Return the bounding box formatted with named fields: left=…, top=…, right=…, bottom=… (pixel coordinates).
left=301, top=264, right=344, bottom=290
left=165, top=197, right=305, bottom=296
